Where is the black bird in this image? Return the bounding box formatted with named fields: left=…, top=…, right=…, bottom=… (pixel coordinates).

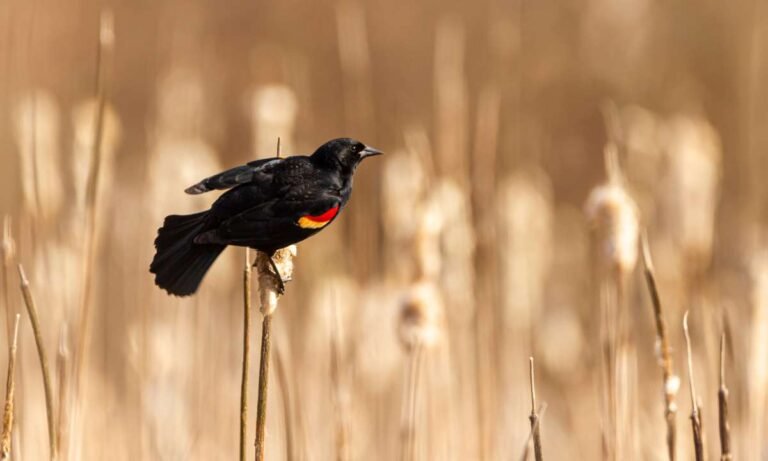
left=150, top=138, right=382, bottom=296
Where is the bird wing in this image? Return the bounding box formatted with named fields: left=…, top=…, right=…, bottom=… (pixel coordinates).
left=184, top=157, right=282, bottom=194
left=210, top=194, right=343, bottom=246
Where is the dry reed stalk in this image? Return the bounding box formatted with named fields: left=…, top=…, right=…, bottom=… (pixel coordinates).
left=273, top=343, right=295, bottom=461
left=254, top=246, right=296, bottom=461
left=683, top=312, right=704, bottom=461
left=1, top=217, right=14, bottom=349
left=398, top=280, right=442, bottom=461
left=329, top=299, right=349, bottom=461
left=519, top=403, right=547, bottom=461
left=73, top=10, right=114, bottom=405
left=528, top=357, right=543, bottom=461
left=585, top=145, right=639, bottom=460
left=640, top=234, right=678, bottom=460
left=1, top=314, right=20, bottom=460
left=718, top=333, right=731, bottom=461
left=55, top=325, right=69, bottom=460
left=240, top=248, right=252, bottom=461
left=17, top=263, right=56, bottom=459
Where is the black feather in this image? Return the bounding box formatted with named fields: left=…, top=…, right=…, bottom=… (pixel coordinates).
left=150, top=212, right=225, bottom=296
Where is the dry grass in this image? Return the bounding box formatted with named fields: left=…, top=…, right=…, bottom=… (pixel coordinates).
left=0, top=1, right=766, bottom=460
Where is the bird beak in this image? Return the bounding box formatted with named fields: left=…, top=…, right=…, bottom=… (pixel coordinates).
left=361, top=146, right=383, bottom=158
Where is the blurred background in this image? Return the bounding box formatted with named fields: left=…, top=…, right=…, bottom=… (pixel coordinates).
left=1, top=0, right=767, bottom=459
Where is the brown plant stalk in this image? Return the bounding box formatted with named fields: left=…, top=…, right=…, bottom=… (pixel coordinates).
left=400, top=343, right=424, bottom=461
left=1, top=217, right=14, bottom=350
left=683, top=312, right=704, bottom=461
left=18, top=263, right=57, bottom=459
left=641, top=234, right=678, bottom=460
left=241, top=248, right=252, bottom=461
left=254, top=247, right=296, bottom=461
left=718, top=332, right=731, bottom=461
left=1, top=314, right=20, bottom=460
left=330, top=300, right=350, bottom=461
left=74, top=10, right=114, bottom=402
left=528, top=357, right=543, bottom=461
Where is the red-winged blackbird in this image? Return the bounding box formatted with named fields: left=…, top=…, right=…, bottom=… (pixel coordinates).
left=150, top=138, right=382, bottom=296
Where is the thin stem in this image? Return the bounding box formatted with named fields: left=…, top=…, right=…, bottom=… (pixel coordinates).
left=330, top=299, right=349, bottom=461
left=254, top=314, right=273, bottom=461
left=1, top=217, right=14, bottom=350
left=1, top=314, right=20, bottom=459
left=273, top=343, right=294, bottom=461
left=718, top=332, right=732, bottom=461
left=519, top=403, right=548, bottom=461
left=18, top=263, right=57, bottom=460
left=74, top=9, right=114, bottom=407
left=683, top=312, right=704, bottom=461
left=240, top=248, right=252, bottom=461
left=400, top=343, right=424, bottom=461
left=641, top=234, right=677, bottom=461
left=529, top=357, right=543, bottom=461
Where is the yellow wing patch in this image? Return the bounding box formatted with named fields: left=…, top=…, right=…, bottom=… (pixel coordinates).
left=297, top=216, right=331, bottom=229
left=296, top=205, right=340, bottom=229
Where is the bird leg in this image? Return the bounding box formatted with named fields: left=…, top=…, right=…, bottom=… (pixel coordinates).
left=266, top=254, right=287, bottom=295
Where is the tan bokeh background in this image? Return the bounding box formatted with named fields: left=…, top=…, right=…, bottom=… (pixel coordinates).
left=1, top=0, right=767, bottom=459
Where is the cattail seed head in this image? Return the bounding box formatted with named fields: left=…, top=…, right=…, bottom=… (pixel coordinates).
left=398, top=281, right=443, bottom=351
left=13, top=91, right=64, bottom=219
left=661, top=115, right=721, bottom=268
left=256, top=245, right=297, bottom=316
left=585, top=168, right=639, bottom=276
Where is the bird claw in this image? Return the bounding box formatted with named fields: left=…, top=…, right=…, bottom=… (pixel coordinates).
left=266, top=254, right=290, bottom=295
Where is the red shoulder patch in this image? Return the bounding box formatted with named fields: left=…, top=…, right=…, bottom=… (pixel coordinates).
left=297, top=206, right=340, bottom=229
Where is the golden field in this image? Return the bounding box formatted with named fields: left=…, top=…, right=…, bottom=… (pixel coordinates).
left=0, top=0, right=767, bottom=459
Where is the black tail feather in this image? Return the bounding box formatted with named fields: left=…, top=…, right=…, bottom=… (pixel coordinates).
left=150, top=211, right=225, bottom=296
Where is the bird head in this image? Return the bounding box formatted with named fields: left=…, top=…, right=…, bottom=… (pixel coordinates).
left=312, top=138, right=382, bottom=174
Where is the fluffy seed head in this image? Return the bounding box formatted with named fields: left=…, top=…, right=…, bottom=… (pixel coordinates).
left=398, top=281, right=443, bottom=351
left=585, top=176, right=639, bottom=275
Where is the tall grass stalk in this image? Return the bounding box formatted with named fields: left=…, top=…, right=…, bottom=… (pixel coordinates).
left=0, top=314, right=20, bottom=460
left=74, top=10, right=114, bottom=403
left=528, top=357, right=543, bottom=461
left=718, top=332, right=731, bottom=461
left=641, top=234, right=678, bottom=460
left=18, top=263, right=56, bottom=459
left=240, top=248, right=252, bottom=461
left=683, top=312, right=704, bottom=461
left=1, top=217, right=14, bottom=349
left=253, top=246, right=296, bottom=461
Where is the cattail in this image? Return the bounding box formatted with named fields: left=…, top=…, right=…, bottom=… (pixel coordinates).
left=254, top=246, right=297, bottom=461
left=585, top=145, right=639, bottom=460
left=661, top=115, right=721, bottom=269
left=250, top=85, right=298, bottom=157
left=584, top=146, right=639, bottom=277
left=397, top=281, right=444, bottom=352
left=398, top=279, right=443, bottom=461
left=12, top=90, right=64, bottom=220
